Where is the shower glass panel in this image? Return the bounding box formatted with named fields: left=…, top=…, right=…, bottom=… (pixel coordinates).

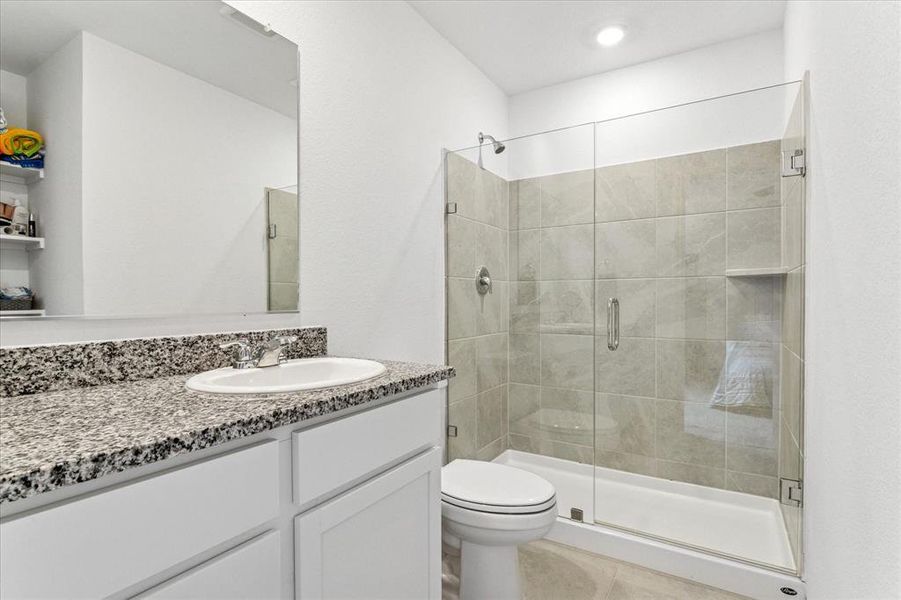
left=593, top=81, right=805, bottom=574
left=445, top=124, right=597, bottom=517
left=445, top=80, right=804, bottom=578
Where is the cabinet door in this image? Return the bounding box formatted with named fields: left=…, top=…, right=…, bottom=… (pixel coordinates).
left=295, top=447, right=441, bottom=599
left=137, top=531, right=281, bottom=599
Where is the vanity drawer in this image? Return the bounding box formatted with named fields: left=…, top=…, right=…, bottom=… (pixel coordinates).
left=0, top=440, right=279, bottom=599
left=292, top=388, right=442, bottom=506
left=136, top=531, right=281, bottom=599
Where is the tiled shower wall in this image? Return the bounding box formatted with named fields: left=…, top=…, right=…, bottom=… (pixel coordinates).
left=446, top=152, right=510, bottom=461
left=508, top=140, right=786, bottom=498
left=779, top=91, right=806, bottom=565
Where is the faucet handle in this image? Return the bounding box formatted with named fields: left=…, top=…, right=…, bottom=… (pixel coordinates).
left=264, top=335, right=298, bottom=350
left=219, top=338, right=254, bottom=368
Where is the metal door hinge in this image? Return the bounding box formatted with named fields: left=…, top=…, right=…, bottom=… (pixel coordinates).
left=780, top=478, right=803, bottom=507
left=782, top=149, right=806, bottom=178
left=268, top=224, right=277, bottom=239
left=446, top=202, right=457, bottom=214
left=447, top=425, right=458, bottom=438
left=570, top=507, right=584, bottom=522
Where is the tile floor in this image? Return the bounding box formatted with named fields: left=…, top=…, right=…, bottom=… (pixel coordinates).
left=443, top=539, right=751, bottom=600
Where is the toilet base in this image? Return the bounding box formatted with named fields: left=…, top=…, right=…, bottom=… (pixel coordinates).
left=459, top=540, right=521, bottom=600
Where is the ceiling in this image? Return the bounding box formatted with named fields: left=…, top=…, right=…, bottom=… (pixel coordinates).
left=0, top=1, right=297, bottom=118
left=408, top=0, right=786, bottom=95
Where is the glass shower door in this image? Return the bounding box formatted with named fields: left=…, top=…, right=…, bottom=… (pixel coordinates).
left=592, top=81, right=805, bottom=574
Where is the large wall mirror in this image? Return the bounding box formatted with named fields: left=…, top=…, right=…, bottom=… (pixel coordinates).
left=0, top=1, right=298, bottom=319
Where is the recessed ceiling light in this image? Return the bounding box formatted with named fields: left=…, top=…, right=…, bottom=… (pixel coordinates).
left=596, top=26, right=625, bottom=47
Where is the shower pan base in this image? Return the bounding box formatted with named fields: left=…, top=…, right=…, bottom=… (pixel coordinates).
left=494, top=450, right=805, bottom=600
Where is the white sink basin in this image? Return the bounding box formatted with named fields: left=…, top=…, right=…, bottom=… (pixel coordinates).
left=186, top=357, right=387, bottom=394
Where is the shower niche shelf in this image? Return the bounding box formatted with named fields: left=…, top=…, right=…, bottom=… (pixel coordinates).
left=725, top=267, right=788, bottom=277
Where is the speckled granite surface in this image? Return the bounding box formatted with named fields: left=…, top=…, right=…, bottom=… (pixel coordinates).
left=0, top=359, right=453, bottom=504
left=0, top=327, right=327, bottom=397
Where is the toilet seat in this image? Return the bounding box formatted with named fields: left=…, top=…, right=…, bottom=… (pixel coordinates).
left=441, top=459, right=556, bottom=515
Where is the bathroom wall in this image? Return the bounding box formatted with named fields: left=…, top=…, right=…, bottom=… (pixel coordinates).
left=228, top=0, right=509, bottom=365
left=25, top=34, right=85, bottom=316
left=508, top=140, right=785, bottom=497
left=784, top=2, right=901, bottom=597
left=79, top=32, right=296, bottom=316
left=1, top=0, right=509, bottom=353
left=510, top=29, right=783, bottom=135
left=446, top=152, right=510, bottom=461
left=0, top=69, right=30, bottom=289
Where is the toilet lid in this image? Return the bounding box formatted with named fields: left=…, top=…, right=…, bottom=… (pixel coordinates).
left=441, top=460, right=556, bottom=515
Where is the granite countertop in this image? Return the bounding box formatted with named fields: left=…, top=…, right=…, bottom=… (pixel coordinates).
left=0, top=359, right=454, bottom=504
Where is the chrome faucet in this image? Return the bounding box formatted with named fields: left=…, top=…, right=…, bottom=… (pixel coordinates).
left=219, top=335, right=298, bottom=369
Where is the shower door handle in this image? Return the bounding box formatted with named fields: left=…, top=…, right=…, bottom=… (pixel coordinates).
left=607, top=297, right=620, bottom=351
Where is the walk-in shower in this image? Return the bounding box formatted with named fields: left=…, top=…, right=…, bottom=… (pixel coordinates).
left=445, top=81, right=806, bottom=598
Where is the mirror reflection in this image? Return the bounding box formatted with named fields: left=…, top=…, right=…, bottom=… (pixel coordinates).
left=0, top=0, right=299, bottom=318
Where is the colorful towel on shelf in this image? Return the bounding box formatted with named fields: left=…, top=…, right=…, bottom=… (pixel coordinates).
left=0, top=108, right=7, bottom=134
left=0, top=128, right=44, bottom=157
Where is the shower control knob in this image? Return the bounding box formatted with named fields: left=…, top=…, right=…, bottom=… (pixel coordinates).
left=476, top=266, right=492, bottom=295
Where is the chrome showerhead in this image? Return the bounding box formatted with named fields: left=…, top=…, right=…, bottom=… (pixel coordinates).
left=479, top=132, right=505, bottom=154
left=477, top=131, right=505, bottom=169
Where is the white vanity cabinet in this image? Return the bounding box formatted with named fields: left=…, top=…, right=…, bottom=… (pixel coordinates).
left=0, top=388, right=444, bottom=600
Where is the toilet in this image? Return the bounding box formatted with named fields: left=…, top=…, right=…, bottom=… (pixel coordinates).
left=441, top=459, right=557, bottom=600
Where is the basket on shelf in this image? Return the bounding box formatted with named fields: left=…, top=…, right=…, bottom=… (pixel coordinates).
left=0, top=296, right=33, bottom=311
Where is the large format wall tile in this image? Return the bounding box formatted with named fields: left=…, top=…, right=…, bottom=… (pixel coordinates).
left=476, top=333, right=508, bottom=393
left=727, top=141, right=781, bottom=210
left=596, top=220, right=656, bottom=278
left=656, top=460, right=726, bottom=489
left=477, top=385, right=507, bottom=449
left=726, top=276, right=782, bottom=342
left=656, top=339, right=726, bottom=403
left=540, top=333, right=594, bottom=391
left=509, top=383, right=540, bottom=436
left=540, top=280, right=594, bottom=334
left=512, top=178, right=540, bottom=230
left=509, top=333, right=539, bottom=385
left=780, top=346, right=803, bottom=446
left=595, top=279, right=656, bottom=337
left=511, top=229, right=539, bottom=281
left=725, top=406, right=778, bottom=476
left=726, top=471, right=778, bottom=499
left=782, top=177, right=804, bottom=270
left=727, top=207, right=781, bottom=269
left=448, top=396, right=477, bottom=460
left=595, top=160, right=656, bottom=222
left=540, top=224, right=595, bottom=279
left=656, top=277, right=726, bottom=340
left=656, top=399, right=726, bottom=468
left=595, top=393, right=656, bottom=457
left=447, top=338, right=476, bottom=402
left=595, top=337, right=656, bottom=397
left=510, top=281, right=539, bottom=333
left=655, top=214, right=726, bottom=277
left=540, top=169, right=595, bottom=227
left=782, top=266, right=805, bottom=357
left=655, top=149, right=726, bottom=217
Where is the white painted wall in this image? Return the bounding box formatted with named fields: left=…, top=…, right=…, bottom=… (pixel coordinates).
left=0, top=1, right=507, bottom=350
left=79, top=32, right=295, bottom=316
left=783, top=2, right=901, bottom=598
left=227, top=0, right=508, bottom=362
left=0, top=69, right=27, bottom=128
left=507, top=30, right=787, bottom=179
left=25, top=34, right=84, bottom=316
left=0, top=69, right=31, bottom=289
